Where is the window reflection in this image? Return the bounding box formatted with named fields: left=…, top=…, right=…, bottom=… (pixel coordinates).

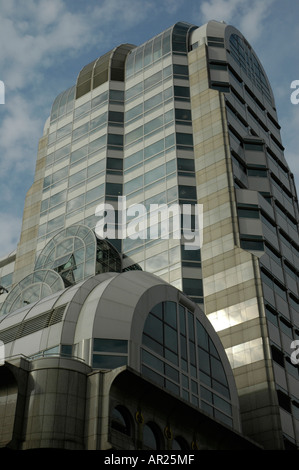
left=225, top=337, right=264, bottom=369
left=141, top=301, right=233, bottom=427
left=143, top=423, right=161, bottom=450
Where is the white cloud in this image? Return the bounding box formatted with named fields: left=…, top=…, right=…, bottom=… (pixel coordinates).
left=0, top=213, right=22, bottom=259
left=280, top=104, right=299, bottom=187
left=199, top=0, right=276, bottom=42
left=0, top=95, right=41, bottom=173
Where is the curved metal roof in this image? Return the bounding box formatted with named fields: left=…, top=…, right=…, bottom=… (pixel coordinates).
left=76, top=43, right=136, bottom=99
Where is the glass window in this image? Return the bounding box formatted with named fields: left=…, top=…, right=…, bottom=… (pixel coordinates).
left=177, top=158, right=194, bottom=172
left=144, top=92, right=162, bottom=112
left=89, top=135, right=106, bottom=153
left=141, top=301, right=232, bottom=424
left=238, top=208, right=260, bottom=218
left=176, top=133, right=193, bottom=146
left=280, top=318, right=293, bottom=338
left=0, top=273, right=13, bottom=289
left=164, top=301, right=177, bottom=328
left=107, top=134, right=123, bottom=147
left=47, top=214, right=64, bottom=232
left=183, top=278, right=203, bottom=297
left=144, top=71, right=162, bottom=91
left=70, top=145, right=88, bottom=164
left=69, top=168, right=86, bottom=187
left=175, top=109, right=192, bottom=122
left=164, top=324, right=178, bottom=353
left=92, top=91, right=108, bottom=109
left=106, top=182, right=122, bottom=196
left=67, top=194, right=85, bottom=212
left=241, top=237, right=264, bottom=251
left=94, top=338, right=128, bottom=353
left=244, top=142, right=264, bottom=151
left=144, top=139, right=164, bottom=159
left=247, top=168, right=267, bottom=177
left=73, top=122, right=89, bottom=141
left=143, top=423, right=160, bottom=450
left=93, top=355, right=127, bottom=369
left=179, top=185, right=196, bottom=200
left=209, top=62, right=228, bottom=71
left=108, top=111, right=124, bottom=123
left=144, top=165, right=165, bottom=185
left=75, top=101, right=90, bottom=118
left=144, top=313, right=163, bottom=343
left=107, top=158, right=123, bottom=171
left=111, top=406, right=131, bottom=435
left=56, top=122, right=72, bottom=140
left=174, top=86, right=190, bottom=99
left=90, top=112, right=107, bottom=131
left=142, top=349, right=164, bottom=374
left=173, top=64, right=189, bottom=76
left=126, top=126, right=143, bottom=145
left=211, top=81, right=230, bottom=93
left=126, top=82, right=143, bottom=100
left=87, top=160, right=105, bottom=178
left=125, top=103, right=143, bottom=122
left=144, top=116, right=163, bottom=135
left=110, top=90, right=124, bottom=102
left=265, top=305, right=278, bottom=326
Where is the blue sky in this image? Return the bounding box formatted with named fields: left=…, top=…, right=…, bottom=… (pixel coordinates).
left=0, top=0, right=298, bottom=258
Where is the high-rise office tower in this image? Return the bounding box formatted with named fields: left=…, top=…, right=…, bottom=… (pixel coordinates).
left=0, top=20, right=298, bottom=450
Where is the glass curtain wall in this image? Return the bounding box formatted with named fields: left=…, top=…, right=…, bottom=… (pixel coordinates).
left=123, top=23, right=203, bottom=304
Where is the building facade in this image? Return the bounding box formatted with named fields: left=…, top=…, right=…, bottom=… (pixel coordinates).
left=0, top=20, right=298, bottom=449
left=0, top=270, right=258, bottom=450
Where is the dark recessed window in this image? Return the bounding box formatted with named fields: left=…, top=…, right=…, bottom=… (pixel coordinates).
left=182, top=278, right=203, bottom=297
left=108, top=111, right=124, bottom=123
left=175, top=108, right=191, bottom=120
left=174, top=86, right=190, bottom=99
left=244, top=142, right=264, bottom=151
left=240, top=236, right=264, bottom=251
left=107, top=134, right=123, bottom=146
left=279, top=318, right=293, bottom=338
left=277, top=389, right=291, bottom=413
left=238, top=208, right=260, bottom=218
left=111, top=406, right=131, bottom=435
left=179, top=185, right=197, bottom=200
left=143, top=423, right=161, bottom=450
left=271, top=345, right=284, bottom=367
left=106, top=182, right=123, bottom=196
left=209, top=62, right=228, bottom=71
left=247, top=168, right=267, bottom=177
left=211, top=82, right=230, bottom=92
left=94, top=338, right=128, bottom=353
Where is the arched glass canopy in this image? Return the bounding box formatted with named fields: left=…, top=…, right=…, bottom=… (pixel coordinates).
left=35, top=224, right=98, bottom=286
left=0, top=269, right=65, bottom=316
